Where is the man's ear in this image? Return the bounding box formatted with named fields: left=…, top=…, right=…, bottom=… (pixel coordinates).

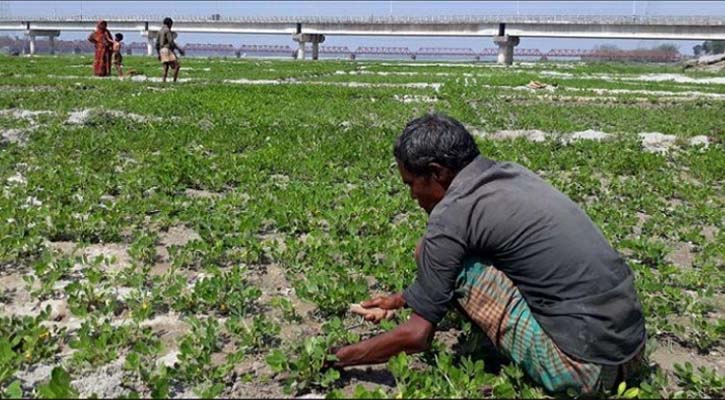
left=428, top=163, right=455, bottom=187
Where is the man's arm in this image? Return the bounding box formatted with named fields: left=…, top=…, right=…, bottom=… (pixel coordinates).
left=333, top=312, right=434, bottom=367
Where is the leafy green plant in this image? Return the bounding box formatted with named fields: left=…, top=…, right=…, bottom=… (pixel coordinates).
left=36, top=367, right=79, bottom=399
left=225, top=315, right=280, bottom=353
left=69, top=317, right=129, bottom=367
left=179, top=266, right=261, bottom=316
left=672, top=362, right=724, bottom=398
left=0, top=307, right=64, bottom=388
left=266, top=336, right=340, bottom=394
left=128, top=231, right=158, bottom=266
left=270, top=296, right=302, bottom=322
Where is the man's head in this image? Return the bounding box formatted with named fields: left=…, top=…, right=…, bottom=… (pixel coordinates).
left=115, top=33, right=124, bottom=42
left=394, top=113, right=480, bottom=214
left=163, top=17, right=173, bottom=27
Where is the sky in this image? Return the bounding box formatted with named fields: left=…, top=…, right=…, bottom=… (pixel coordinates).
left=2, top=1, right=724, bottom=53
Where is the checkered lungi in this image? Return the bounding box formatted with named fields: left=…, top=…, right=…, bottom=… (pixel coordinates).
left=454, top=257, right=638, bottom=394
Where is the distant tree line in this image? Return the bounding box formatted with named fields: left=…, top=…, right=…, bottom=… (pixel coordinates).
left=693, top=41, right=725, bottom=56
left=582, top=43, right=681, bottom=62
left=592, top=43, right=679, bottom=53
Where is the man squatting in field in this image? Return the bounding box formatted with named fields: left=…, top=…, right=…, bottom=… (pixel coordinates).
left=334, top=113, right=647, bottom=395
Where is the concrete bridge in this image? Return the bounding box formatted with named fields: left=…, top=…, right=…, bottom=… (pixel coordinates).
left=1, top=15, right=723, bottom=64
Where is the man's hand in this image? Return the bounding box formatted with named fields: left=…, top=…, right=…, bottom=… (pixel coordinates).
left=361, top=293, right=405, bottom=310
left=351, top=293, right=406, bottom=324
left=350, top=303, right=395, bottom=323
left=330, top=312, right=434, bottom=368
left=178, top=48, right=186, bottom=56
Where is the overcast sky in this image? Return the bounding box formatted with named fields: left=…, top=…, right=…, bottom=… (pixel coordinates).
left=3, top=1, right=723, bottom=52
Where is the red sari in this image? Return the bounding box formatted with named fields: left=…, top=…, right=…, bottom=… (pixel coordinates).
left=87, top=20, right=113, bottom=76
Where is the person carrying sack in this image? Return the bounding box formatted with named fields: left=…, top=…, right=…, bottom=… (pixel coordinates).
left=156, top=17, right=185, bottom=82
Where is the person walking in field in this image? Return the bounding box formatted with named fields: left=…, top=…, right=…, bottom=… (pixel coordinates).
left=87, top=20, right=113, bottom=77
left=334, top=113, right=647, bottom=395
left=112, top=33, right=124, bottom=78
left=156, top=17, right=185, bottom=83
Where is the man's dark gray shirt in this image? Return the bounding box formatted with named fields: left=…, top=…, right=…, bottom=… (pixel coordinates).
left=402, top=156, right=646, bottom=365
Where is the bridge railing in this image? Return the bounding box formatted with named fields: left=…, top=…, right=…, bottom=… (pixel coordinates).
left=1, top=14, right=723, bottom=26
left=0, top=36, right=684, bottom=61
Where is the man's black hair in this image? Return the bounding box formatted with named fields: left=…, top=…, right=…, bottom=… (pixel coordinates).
left=115, top=33, right=123, bottom=41
left=394, top=113, right=480, bottom=176
left=163, top=17, right=173, bottom=27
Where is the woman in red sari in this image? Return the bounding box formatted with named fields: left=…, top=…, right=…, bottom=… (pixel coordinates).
left=87, top=20, right=113, bottom=76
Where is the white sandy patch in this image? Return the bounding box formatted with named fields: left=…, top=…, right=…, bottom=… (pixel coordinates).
left=6, top=171, right=27, bottom=185
left=624, top=73, right=725, bottom=85
left=478, top=83, right=725, bottom=100
left=0, top=108, right=54, bottom=121
left=156, top=350, right=181, bottom=368
left=15, top=364, right=56, bottom=390
left=0, top=85, right=55, bottom=93
left=1, top=126, right=38, bottom=146
left=159, top=225, right=202, bottom=247
left=473, top=129, right=550, bottom=142
left=224, top=78, right=281, bottom=84
left=688, top=135, right=710, bottom=148
left=44, top=74, right=190, bottom=83
left=129, top=75, right=193, bottom=83
left=539, top=70, right=575, bottom=78
left=393, top=94, right=438, bottom=103
left=493, top=129, right=549, bottom=142
left=21, top=196, right=43, bottom=209
left=345, top=70, right=463, bottom=77
left=471, top=127, right=711, bottom=152
left=374, top=62, right=493, bottom=68
left=72, top=357, right=127, bottom=398
left=184, top=188, right=223, bottom=199
left=65, top=108, right=162, bottom=125
left=638, top=132, right=678, bottom=154
left=565, top=129, right=613, bottom=143
left=223, top=78, right=443, bottom=91
left=65, top=109, right=93, bottom=125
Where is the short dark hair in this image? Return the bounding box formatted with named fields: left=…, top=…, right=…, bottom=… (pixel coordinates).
left=163, top=17, right=173, bottom=27
left=115, top=33, right=123, bottom=41
left=394, top=113, right=480, bottom=176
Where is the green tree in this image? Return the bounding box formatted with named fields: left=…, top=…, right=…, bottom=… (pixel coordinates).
left=654, top=43, right=679, bottom=53
left=695, top=40, right=725, bottom=55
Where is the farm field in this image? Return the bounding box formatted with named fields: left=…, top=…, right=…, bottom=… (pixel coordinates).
left=0, top=54, right=723, bottom=398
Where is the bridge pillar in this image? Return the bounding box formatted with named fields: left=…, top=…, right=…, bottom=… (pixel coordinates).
left=311, top=40, right=320, bottom=60
left=349, top=53, right=356, bottom=61
left=493, top=35, right=519, bottom=65
left=293, top=33, right=324, bottom=61
left=296, top=40, right=305, bottom=60
left=26, top=30, right=60, bottom=55
left=142, top=31, right=157, bottom=57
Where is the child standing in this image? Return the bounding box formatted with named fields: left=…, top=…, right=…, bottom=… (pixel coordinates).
left=112, top=33, right=124, bottom=78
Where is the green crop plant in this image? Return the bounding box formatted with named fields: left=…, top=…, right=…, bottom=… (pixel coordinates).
left=266, top=336, right=341, bottom=395
left=225, top=314, right=281, bottom=353
left=0, top=54, right=722, bottom=397
left=35, top=367, right=79, bottom=399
